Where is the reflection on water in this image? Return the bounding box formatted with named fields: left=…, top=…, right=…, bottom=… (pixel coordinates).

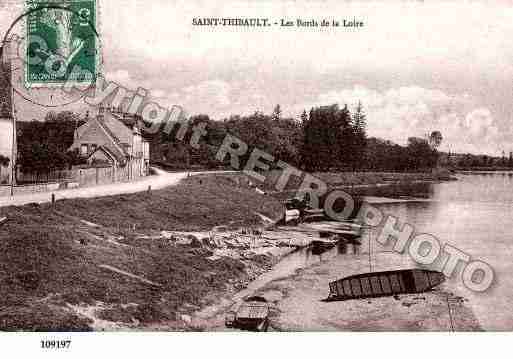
left=368, top=171, right=513, bottom=330
left=234, top=239, right=361, bottom=301
left=241, top=171, right=513, bottom=330
left=308, top=239, right=361, bottom=257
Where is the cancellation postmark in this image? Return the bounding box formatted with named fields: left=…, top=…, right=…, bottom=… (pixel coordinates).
left=24, top=0, right=98, bottom=88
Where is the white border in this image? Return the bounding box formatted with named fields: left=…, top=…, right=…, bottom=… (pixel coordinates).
left=0, top=332, right=509, bottom=359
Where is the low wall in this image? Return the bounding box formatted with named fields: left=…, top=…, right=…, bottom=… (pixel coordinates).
left=1, top=159, right=148, bottom=198
left=76, top=159, right=145, bottom=186
left=0, top=182, right=61, bottom=197
left=0, top=186, right=11, bottom=197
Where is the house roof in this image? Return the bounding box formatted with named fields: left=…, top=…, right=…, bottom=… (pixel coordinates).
left=86, top=145, right=119, bottom=165
left=96, top=118, right=128, bottom=155
left=110, top=110, right=142, bottom=129
left=109, top=109, right=153, bottom=141
left=72, top=107, right=150, bottom=166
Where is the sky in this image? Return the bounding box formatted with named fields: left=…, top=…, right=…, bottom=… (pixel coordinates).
left=1, top=0, right=513, bottom=155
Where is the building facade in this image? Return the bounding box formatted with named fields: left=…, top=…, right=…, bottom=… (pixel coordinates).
left=0, top=47, right=16, bottom=185
left=69, top=106, right=150, bottom=179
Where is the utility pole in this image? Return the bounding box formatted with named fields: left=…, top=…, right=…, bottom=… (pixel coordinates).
left=9, top=41, right=17, bottom=196
left=11, top=100, right=17, bottom=197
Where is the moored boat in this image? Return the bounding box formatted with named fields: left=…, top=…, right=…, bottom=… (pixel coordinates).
left=327, top=269, right=445, bottom=301
left=298, top=221, right=362, bottom=237
left=311, top=240, right=337, bottom=255
left=225, top=296, right=270, bottom=331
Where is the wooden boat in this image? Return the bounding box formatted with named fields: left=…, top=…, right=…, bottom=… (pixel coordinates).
left=303, top=208, right=325, bottom=216
left=327, top=269, right=445, bottom=301
left=302, top=213, right=327, bottom=223
left=225, top=296, right=270, bottom=331
left=285, top=209, right=300, bottom=218
left=311, top=240, right=337, bottom=255
left=284, top=198, right=308, bottom=211
left=298, top=222, right=362, bottom=237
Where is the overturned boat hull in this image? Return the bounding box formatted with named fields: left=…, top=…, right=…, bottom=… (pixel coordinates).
left=328, top=269, right=445, bottom=301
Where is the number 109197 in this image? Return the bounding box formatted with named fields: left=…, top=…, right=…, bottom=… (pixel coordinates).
left=40, top=340, right=71, bottom=349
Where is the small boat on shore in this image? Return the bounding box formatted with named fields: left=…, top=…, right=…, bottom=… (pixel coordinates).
left=225, top=296, right=270, bottom=331
left=311, top=240, right=337, bottom=255
left=303, top=208, right=325, bottom=216
left=298, top=221, right=362, bottom=237
left=327, top=269, right=445, bottom=301
left=285, top=208, right=300, bottom=218
left=302, top=213, right=327, bottom=223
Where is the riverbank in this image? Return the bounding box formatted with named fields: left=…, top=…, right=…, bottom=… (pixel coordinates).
left=0, top=173, right=288, bottom=331
left=261, top=170, right=457, bottom=201
left=0, top=170, right=464, bottom=331
left=196, top=238, right=481, bottom=331
left=254, top=251, right=481, bottom=331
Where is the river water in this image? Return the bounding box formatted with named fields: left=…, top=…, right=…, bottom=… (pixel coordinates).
left=368, top=172, right=513, bottom=331
left=251, top=173, right=513, bottom=331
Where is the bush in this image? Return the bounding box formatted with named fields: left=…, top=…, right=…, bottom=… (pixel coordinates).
left=0, top=304, right=92, bottom=331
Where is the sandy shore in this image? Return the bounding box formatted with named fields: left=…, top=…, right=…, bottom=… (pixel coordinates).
left=258, top=254, right=480, bottom=331
left=195, top=237, right=481, bottom=331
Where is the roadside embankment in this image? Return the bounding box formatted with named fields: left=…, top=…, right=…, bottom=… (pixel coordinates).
left=0, top=173, right=291, bottom=331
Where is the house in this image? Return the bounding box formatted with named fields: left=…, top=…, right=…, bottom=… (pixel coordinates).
left=69, top=105, right=150, bottom=179
left=0, top=50, right=15, bottom=185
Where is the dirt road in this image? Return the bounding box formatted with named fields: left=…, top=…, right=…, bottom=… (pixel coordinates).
left=0, top=168, right=234, bottom=208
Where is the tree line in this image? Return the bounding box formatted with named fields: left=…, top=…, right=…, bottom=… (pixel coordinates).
left=16, top=111, right=85, bottom=174
left=150, top=103, right=442, bottom=173
left=443, top=152, right=513, bottom=169
left=15, top=102, right=444, bottom=174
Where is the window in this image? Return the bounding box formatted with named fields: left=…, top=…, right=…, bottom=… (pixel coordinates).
left=91, top=144, right=97, bottom=152
left=80, top=144, right=88, bottom=156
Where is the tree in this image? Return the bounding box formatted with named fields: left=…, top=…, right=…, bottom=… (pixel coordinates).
left=337, top=104, right=354, bottom=169
left=300, top=104, right=351, bottom=171
left=0, top=154, right=9, bottom=183
left=353, top=102, right=367, bottom=135
left=17, top=111, right=85, bottom=173
left=350, top=101, right=367, bottom=170
left=428, top=130, right=443, bottom=150
left=271, top=104, right=282, bottom=121
left=300, top=110, right=308, bottom=127
left=0, top=154, right=9, bottom=168
left=407, top=137, right=438, bottom=170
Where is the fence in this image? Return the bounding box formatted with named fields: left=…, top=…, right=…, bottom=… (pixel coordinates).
left=17, top=169, right=76, bottom=184
left=4, top=159, right=148, bottom=197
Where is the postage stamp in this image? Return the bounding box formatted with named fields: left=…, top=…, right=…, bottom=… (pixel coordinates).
left=24, top=0, right=98, bottom=87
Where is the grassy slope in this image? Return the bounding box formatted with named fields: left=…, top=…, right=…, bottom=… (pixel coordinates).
left=0, top=174, right=283, bottom=331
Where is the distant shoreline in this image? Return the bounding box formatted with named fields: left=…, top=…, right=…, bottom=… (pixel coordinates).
left=456, top=169, right=513, bottom=174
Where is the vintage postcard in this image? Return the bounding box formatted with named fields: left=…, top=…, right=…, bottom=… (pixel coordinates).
left=0, top=0, right=512, bottom=357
